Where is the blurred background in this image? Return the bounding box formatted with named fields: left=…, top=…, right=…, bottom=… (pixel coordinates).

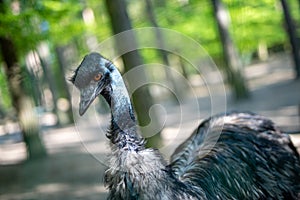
left=0, top=0, right=299, bottom=199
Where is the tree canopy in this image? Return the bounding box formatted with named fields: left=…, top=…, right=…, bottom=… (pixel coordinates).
left=0, top=0, right=299, bottom=112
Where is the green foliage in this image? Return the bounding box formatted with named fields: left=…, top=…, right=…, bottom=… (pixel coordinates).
left=0, top=0, right=87, bottom=52
left=0, top=68, right=11, bottom=109
left=226, top=0, right=286, bottom=55
left=0, top=0, right=298, bottom=67
left=130, top=0, right=298, bottom=62
left=38, top=0, right=85, bottom=45
left=0, top=0, right=84, bottom=110
left=0, top=0, right=299, bottom=109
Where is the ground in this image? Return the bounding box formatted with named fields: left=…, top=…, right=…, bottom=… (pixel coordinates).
left=0, top=53, right=300, bottom=200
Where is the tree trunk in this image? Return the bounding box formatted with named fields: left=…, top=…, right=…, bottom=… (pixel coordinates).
left=280, top=0, right=300, bottom=79
left=154, top=0, right=166, bottom=7
left=212, top=0, right=249, bottom=100
left=144, top=0, right=184, bottom=102
left=105, top=0, right=162, bottom=147
left=38, top=49, right=60, bottom=126
left=0, top=37, right=46, bottom=160
left=0, top=0, right=46, bottom=160
left=55, top=45, right=75, bottom=125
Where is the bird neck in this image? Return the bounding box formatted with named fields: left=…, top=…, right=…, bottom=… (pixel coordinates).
left=102, top=68, right=201, bottom=199
left=104, top=68, right=145, bottom=150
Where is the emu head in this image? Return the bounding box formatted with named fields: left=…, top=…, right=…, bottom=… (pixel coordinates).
left=71, top=52, right=113, bottom=116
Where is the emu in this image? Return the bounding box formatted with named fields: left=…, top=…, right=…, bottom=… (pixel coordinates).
left=71, top=52, right=300, bottom=199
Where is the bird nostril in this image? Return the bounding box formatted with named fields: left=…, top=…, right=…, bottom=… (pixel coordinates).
left=94, top=73, right=102, bottom=81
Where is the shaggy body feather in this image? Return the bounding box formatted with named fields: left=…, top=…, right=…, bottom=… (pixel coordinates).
left=72, top=52, right=300, bottom=200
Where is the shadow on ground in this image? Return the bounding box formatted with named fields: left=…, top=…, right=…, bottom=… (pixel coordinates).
left=0, top=149, right=108, bottom=200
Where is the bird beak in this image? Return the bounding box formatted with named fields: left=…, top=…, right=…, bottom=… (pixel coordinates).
left=78, top=83, right=104, bottom=116
left=79, top=92, right=96, bottom=116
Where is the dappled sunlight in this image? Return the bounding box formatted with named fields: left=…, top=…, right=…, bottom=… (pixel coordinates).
left=43, top=126, right=81, bottom=153
left=0, top=122, right=20, bottom=137
left=73, top=184, right=107, bottom=198
left=0, top=122, right=27, bottom=164
left=290, top=134, right=300, bottom=151
left=0, top=142, right=27, bottom=165
left=260, top=105, right=300, bottom=129
left=39, top=113, right=58, bottom=127
left=36, top=183, right=70, bottom=193
left=1, top=183, right=108, bottom=200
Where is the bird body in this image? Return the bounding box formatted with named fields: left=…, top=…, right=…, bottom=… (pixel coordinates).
left=72, top=52, right=300, bottom=200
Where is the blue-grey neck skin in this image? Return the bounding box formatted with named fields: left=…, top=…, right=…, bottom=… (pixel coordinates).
left=71, top=52, right=144, bottom=150
left=93, top=57, right=202, bottom=199
left=102, top=65, right=145, bottom=151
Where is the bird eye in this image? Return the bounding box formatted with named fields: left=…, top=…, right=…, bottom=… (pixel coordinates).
left=94, top=73, right=102, bottom=81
